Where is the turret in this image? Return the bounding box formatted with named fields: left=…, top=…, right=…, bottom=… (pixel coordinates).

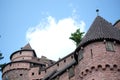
left=2, top=43, right=55, bottom=80
left=10, top=43, right=37, bottom=61
left=2, top=43, right=36, bottom=80
left=75, top=16, right=120, bottom=80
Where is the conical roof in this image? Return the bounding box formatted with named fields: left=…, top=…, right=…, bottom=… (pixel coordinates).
left=78, top=16, right=120, bottom=47
left=22, top=43, right=32, bottom=50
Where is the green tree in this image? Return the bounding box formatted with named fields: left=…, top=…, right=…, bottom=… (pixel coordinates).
left=69, top=28, right=84, bottom=47
left=0, top=52, right=6, bottom=71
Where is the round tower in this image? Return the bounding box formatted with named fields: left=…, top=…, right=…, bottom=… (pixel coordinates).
left=75, top=16, right=120, bottom=80
left=10, top=43, right=37, bottom=61
left=2, top=43, right=37, bottom=80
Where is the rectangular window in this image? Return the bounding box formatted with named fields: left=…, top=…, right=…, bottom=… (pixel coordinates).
left=106, top=42, right=115, bottom=51
left=20, top=74, right=23, bottom=76
left=68, top=67, right=75, bottom=78
left=78, top=50, right=83, bottom=61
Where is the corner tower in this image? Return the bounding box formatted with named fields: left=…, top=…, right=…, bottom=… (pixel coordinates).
left=2, top=43, right=37, bottom=80
left=75, top=16, right=120, bottom=80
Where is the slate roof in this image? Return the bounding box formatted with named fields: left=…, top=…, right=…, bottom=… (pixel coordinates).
left=77, top=16, right=120, bottom=48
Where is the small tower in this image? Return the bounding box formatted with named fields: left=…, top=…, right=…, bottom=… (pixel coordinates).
left=2, top=43, right=55, bottom=80
left=10, top=43, right=37, bottom=61
left=2, top=43, right=37, bottom=80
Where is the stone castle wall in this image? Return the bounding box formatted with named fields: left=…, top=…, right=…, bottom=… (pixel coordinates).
left=2, top=62, right=30, bottom=74
left=2, top=69, right=29, bottom=80
left=11, top=50, right=35, bottom=61
left=2, top=41, right=120, bottom=80
left=76, top=41, right=120, bottom=80
left=46, top=53, right=75, bottom=73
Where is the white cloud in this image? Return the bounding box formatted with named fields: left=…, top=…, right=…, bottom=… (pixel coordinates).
left=26, top=16, right=85, bottom=61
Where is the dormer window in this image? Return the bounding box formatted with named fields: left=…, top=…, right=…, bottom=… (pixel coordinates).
left=106, top=41, right=115, bottom=51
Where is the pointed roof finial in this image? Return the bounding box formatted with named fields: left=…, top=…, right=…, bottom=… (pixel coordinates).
left=96, top=9, right=99, bottom=16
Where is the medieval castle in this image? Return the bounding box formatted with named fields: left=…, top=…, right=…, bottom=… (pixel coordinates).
left=2, top=16, right=120, bottom=80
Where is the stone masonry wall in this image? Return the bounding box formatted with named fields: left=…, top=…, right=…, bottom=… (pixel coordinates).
left=2, top=62, right=30, bottom=74
left=76, top=41, right=120, bottom=80
left=11, top=51, right=34, bottom=61
left=2, top=69, right=29, bottom=80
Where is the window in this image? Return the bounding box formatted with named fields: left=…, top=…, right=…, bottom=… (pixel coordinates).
left=106, top=42, right=114, bottom=51
left=38, top=71, right=41, bottom=75
left=57, top=63, right=59, bottom=66
left=20, top=74, right=23, bottom=76
left=32, top=72, right=34, bottom=76
left=30, top=63, right=34, bottom=67
left=68, top=67, right=75, bottom=78
left=90, top=49, right=93, bottom=59
left=78, top=50, right=83, bottom=61
left=20, top=51, right=22, bottom=54
left=71, top=55, right=73, bottom=59
left=64, top=59, right=66, bottom=63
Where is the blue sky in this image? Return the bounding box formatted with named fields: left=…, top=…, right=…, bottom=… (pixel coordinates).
left=0, top=0, right=120, bottom=79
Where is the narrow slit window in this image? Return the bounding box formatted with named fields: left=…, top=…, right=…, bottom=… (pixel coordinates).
left=91, top=49, right=93, bottom=59
left=20, top=74, right=23, bottom=76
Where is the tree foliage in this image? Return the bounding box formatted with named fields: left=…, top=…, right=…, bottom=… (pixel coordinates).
left=69, top=28, right=84, bottom=47
left=0, top=52, right=6, bottom=71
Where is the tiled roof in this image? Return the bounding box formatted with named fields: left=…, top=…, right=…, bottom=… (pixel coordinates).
left=77, top=16, right=120, bottom=47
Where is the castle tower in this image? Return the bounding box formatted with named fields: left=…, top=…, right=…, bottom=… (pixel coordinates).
left=2, top=43, right=55, bottom=80
left=2, top=43, right=36, bottom=80
left=75, top=16, right=120, bottom=80
left=10, top=43, right=37, bottom=61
